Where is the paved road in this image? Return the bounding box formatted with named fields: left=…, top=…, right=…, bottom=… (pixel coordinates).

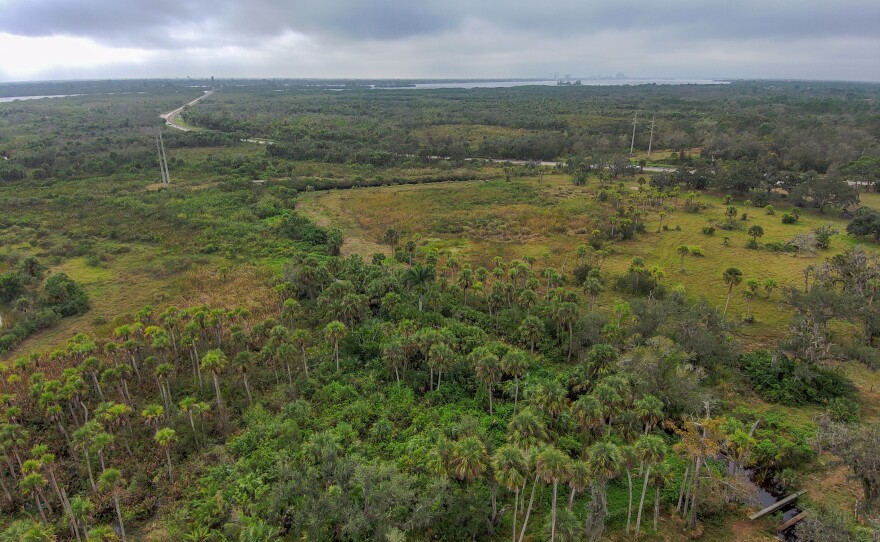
left=160, top=90, right=214, bottom=131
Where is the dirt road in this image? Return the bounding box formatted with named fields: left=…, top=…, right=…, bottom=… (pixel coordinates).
left=160, top=90, right=214, bottom=131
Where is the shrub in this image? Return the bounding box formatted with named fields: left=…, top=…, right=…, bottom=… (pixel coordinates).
left=782, top=209, right=800, bottom=224
left=701, top=226, right=715, bottom=235
left=764, top=205, right=775, bottom=215
left=745, top=238, right=759, bottom=249
left=689, top=246, right=704, bottom=257
left=739, top=350, right=854, bottom=406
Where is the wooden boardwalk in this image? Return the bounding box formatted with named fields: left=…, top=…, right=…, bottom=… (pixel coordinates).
left=748, top=489, right=807, bottom=521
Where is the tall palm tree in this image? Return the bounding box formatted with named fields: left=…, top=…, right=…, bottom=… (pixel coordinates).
left=471, top=348, right=501, bottom=414
left=457, top=267, right=474, bottom=304
left=634, top=434, right=666, bottom=535
left=585, top=441, right=622, bottom=542
left=233, top=352, right=254, bottom=405
left=200, top=349, right=227, bottom=408
left=536, top=447, right=572, bottom=542
left=19, top=471, right=50, bottom=524
left=69, top=495, right=94, bottom=542
left=323, top=321, right=347, bottom=372
left=428, top=342, right=455, bottom=391
left=178, top=397, right=200, bottom=448
left=531, top=380, right=569, bottom=419
left=555, top=302, right=579, bottom=362
left=501, top=349, right=529, bottom=413
left=98, top=468, right=127, bottom=541
left=154, top=428, right=177, bottom=483
left=404, top=264, right=436, bottom=312
left=583, top=277, right=602, bottom=310
left=677, top=245, right=690, bottom=272
left=449, top=436, right=488, bottom=482
left=290, top=329, right=311, bottom=378
left=567, top=460, right=590, bottom=510
left=518, top=316, right=544, bottom=355
left=492, top=445, right=527, bottom=542
left=634, top=394, right=664, bottom=435
left=722, top=267, right=743, bottom=317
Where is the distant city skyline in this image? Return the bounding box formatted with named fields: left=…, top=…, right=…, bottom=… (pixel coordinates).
left=1, top=0, right=878, bottom=83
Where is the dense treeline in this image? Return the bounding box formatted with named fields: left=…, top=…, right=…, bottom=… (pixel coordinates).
left=1, top=233, right=877, bottom=540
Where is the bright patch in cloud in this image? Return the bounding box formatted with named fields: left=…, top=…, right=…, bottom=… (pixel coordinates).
left=0, top=32, right=154, bottom=80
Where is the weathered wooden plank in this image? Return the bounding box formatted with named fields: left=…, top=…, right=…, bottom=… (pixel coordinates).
left=748, top=490, right=807, bottom=521
left=777, top=511, right=808, bottom=532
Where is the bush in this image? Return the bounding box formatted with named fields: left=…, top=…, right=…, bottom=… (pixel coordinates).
left=740, top=350, right=854, bottom=406
left=745, top=238, right=759, bottom=249
left=689, top=246, right=705, bottom=257
left=41, top=273, right=90, bottom=316
left=764, top=205, right=775, bottom=215
left=701, top=226, right=715, bottom=235
left=782, top=210, right=800, bottom=224
left=825, top=397, right=861, bottom=423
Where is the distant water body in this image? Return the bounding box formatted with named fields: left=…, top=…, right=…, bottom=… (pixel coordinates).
left=0, top=94, right=81, bottom=102
left=377, top=79, right=728, bottom=90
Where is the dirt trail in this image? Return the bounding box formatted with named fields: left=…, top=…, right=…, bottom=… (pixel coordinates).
left=160, top=90, right=214, bottom=131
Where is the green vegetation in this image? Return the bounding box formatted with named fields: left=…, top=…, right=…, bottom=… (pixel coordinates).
left=1, top=79, right=879, bottom=541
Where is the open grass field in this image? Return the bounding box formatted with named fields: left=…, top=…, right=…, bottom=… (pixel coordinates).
left=299, top=175, right=880, bottom=348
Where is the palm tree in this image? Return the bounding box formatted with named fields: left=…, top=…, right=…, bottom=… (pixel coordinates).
left=650, top=462, right=672, bottom=531
left=501, top=349, right=529, bottom=413
left=200, top=349, right=227, bottom=408
left=471, top=347, right=501, bottom=414
left=290, top=328, right=311, bottom=378
left=747, top=224, right=764, bottom=243
left=154, top=428, right=177, bottom=483
left=404, top=264, right=436, bottom=312
left=98, top=468, right=126, bottom=542
left=583, top=277, right=602, bottom=310
left=449, top=436, right=488, bottom=482
left=571, top=394, right=603, bottom=439
left=567, top=460, right=590, bottom=510
left=507, top=408, right=548, bottom=450
left=531, top=380, right=568, bottom=419
left=71, top=422, right=98, bottom=490
left=140, top=404, right=164, bottom=431
left=536, top=447, right=572, bottom=542
left=634, top=434, right=666, bottom=535
left=722, top=267, right=743, bottom=317
left=69, top=495, right=94, bottom=542
left=428, top=342, right=455, bottom=391
left=323, top=321, right=347, bottom=372
left=518, top=316, right=544, bottom=355
left=458, top=267, right=474, bottom=304
left=585, top=441, right=622, bottom=542
left=233, top=352, right=253, bottom=405
left=178, top=397, right=200, bottom=447
left=677, top=245, right=690, bottom=272
left=555, top=302, right=579, bottom=362
left=19, top=470, right=50, bottom=524
left=634, top=394, right=664, bottom=435
left=492, top=445, right=527, bottom=542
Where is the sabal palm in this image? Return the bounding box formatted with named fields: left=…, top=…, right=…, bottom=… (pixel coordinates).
left=428, top=342, right=454, bottom=391
left=449, top=436, right=488, bottom=482
left=518, top=316, right=544, bottom=354
left=722, top=267, right=743, bottom=317
left=634, top=434, right=666, bottom=535
left=501, top=349, right=529, bottom=412
left=634, top=394, right=664, bottom=434
left=200, top=349, right=227, bottom=408
left=154, top=428, right=177, bottom=483
left=492, top=445, right=527, bottom=542
left=324, top=321, right=347, bottom=371
left=98, top=468, right=126, bottom=542
left=471, top=347, right=501, bottom=414
left=536, top=447, right=572, bottom=542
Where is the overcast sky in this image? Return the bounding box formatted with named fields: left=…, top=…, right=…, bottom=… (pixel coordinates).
left=0, top=0, right=878, bottom=82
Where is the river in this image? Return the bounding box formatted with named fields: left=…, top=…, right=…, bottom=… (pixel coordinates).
left=0, top=94, right=82, bottom=103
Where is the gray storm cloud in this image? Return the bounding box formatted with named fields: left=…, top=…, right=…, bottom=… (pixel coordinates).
left=0, top=0, right=878, bottom=81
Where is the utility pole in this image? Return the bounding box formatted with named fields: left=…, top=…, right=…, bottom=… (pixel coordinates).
left=629, top=112, right=638, bottom=156
left=156, top=131, right=170, bottom=185
left=647, top=113, right=656, bottom=158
